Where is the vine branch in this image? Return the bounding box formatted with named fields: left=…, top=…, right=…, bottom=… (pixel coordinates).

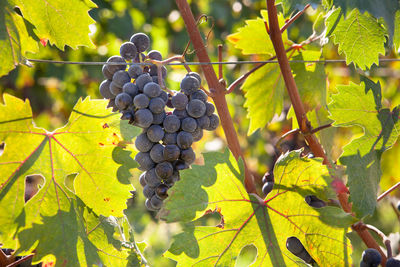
left=175, top=0, right=256, bottom=193
left=265, top=0, right=387, bottom=265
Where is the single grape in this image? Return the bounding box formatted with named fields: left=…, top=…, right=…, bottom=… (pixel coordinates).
left=158, top=90, right=168, bottom=103
left=102, top=65, right=113, bottom=80
left=150, top=195, right=163, bottom=209
left=191, top=89, right=208, bottom=102
left=386, top=258, right=400, bottom=267
left=150, top=65, right=167, bottom=78
left=163, top=115, right=181, bottom=133
left=110, top=81, right=122, bottom=96
left=135, top=152, right=155, bottom=171
left=135, top=133, right=154, bottom=152
left=107, top=99, right=118, bottom=112
left=262, top=182, right=274, bottom=196
left=144, top=168, right=162, bottom=187
left=180, top=148, right=195, bottom=165
left=112, top=70, right=131, bottom=88
left=99, top=80, right=114, bottom=99
left=180, top=75, right=200, bottom=95
left=143, top=82, right=161, bottom=98
left=130, top=33, right=150, bottom=52
left=120, top=42, right=138, bottom=60
left=135, top=73, right=153, bottom=91
left=115, top=93, right=132, bottom=110
left=163, top=144, right=180, bottom=161
left=196, top=116, right=210, bottom=130
left=177, top=131, right=193, bottom=149
left=128, top=64, right=143, bottom=78
left=143, top=184, right=155, bottom=199
left=120, top=111, right=134, bottom=122
left=262, top=171, right=274, bottom=184
left=165, top=170, right=180, bottom=185
left=149, top=97, right=166, bottom=114
left=286, top=237, right=314, bottom=264
left=147, top=124, right=165, bottom=143
left=206, top=114, right=220, bottom=131
left=305, top=195, right=326, bottom=208
left=181, top=117, right=198, bottom=132
left=163, top=132, right=177, bottom=145
left=145, top=198, right=157, bottom=211
left=133, top=93, right=150, bottom=109
left=155, top=161, right=174, bottom=179
left=173, top=109, right=188, bottom=119
left=171, top=92, right=189, bottom=110
left=192, top=127, right=203, bottom=142
left=122, top=82, right=139, bottom=98
left=152, top=111, right=166, bottom=125
left=205, top=102, right=216, bottom=116
left=147, top=50, right=162, bottom=61
left=106, top=55, right=126, bottom=74
left=186, top=99, right=206, bottom=118
left=134, top=109, right=153, bottom=128
left=139, top=172, right=147, bottom=187
left=174, top=159, right=189, bottom=171
left=150, top=143, right=165, bottom=163
left=362, top=248, right=381, bottom=266
left=155, top=184, right=169, bottom=199
left=187, top=72, right=201, bottom=83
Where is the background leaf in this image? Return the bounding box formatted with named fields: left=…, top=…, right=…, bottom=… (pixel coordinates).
left=161, top=150, right=352, bottom=266
left=326, top=8, right=386, bottom=69
left=242, top=63, right=285, bottom=135
left=227, top=10, right=288, bottom=56
left=328, top=78, right=400, bottom=217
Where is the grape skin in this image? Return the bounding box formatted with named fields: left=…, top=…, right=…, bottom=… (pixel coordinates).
left=143, top=82, right=161, bottom=98
left=135, top=152, right=155, bottom=171
left=177, top=131, right=193, bottom=149
left=110, top=81, right=122, bottom=96
left=163, top=145, right=180, bottom=161
left=136, top=73, right=153, bottom=91
left=144, top=168, right=162, bottom=187
left=150, top=195, right=163, bottom=209
left=182, top=117, right=197, bottom=132
left=115, top=93, right=132, bottom=110
left=133, top=94, right=150, bottom=109
left=186, top=99, right=206, bottom=118
left=130, top=33, right=150, bottom=52
left=191, top=90, right=208, bottom=102
left=163, top=132, right=177, bottom=145
left=152, top=111, right=166, bottom=125
left=150, top=143, right=165, bottom=163
left=123, top=83, right=139, bottom=98
left=180, top=148, right=195, bottom=164
left=106, top=55, right=126, bottom=74
left=155, top=161, right=174, bottom=179
left=128, top=64, right=143, bottom=78
left=147, top=125, right=165, bottom=143
left=112, top=70, right=131, bottom=87
left=120, top=42, right=138, bottom=60
left=143, top=184, right=155, bottom=199
left=180, top=75, right=200, bottom=95
left=149, top=97, right=165, bottom=114
left=147, top=50, right=162, bottom=60
left=102, top=65, right=113, bottom=80
left=99, top=80, right=114, bottom=99
left=135, top=133, right=154, bottom=152
left=172, top=92, right=188, bottom=110
left=163, top=115, right=181, bottom=133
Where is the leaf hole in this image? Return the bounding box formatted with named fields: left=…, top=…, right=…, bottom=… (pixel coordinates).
left=25, top=174, right=45, bottom=202
left=305, top=195, right=327, bottom=208
left=65, top=173, right=78, bottom=193
left=235, top=244, right=257, bottom=267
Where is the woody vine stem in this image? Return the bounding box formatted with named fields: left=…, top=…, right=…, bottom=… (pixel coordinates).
left=176, top=0, right=388, bottom=265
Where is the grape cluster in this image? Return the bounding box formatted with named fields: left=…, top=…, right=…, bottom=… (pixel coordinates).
left=98, top=32, right=219, bottom=211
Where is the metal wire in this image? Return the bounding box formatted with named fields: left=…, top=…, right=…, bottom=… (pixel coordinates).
left=25, top=58, right=400, bottom=66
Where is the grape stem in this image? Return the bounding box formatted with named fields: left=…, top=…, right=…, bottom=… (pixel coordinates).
left=280, top=4, right=311, bottom=33
left=175, top=0, right=257, bottom=193
left=6, top=254, right=34, bottom=267
left=265, top=0, right=387, bottom=265
left=377, top=181, right=400, bottom=201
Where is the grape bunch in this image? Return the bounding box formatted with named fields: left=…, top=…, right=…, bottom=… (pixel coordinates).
left=98, top=32, right=220, bottom=211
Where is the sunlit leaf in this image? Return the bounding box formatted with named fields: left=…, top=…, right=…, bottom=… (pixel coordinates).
left=227, top=10, right=289, bottom=55
left=161, top=150, right=352, bottom=266
left=328, top=78, right=400, bottom=217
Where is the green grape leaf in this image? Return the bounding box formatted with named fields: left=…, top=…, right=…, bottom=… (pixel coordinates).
left=327, top=8, right=386, bottom=69
left=291, top=49, right=327, bottom=109
left=328, top=78, right=400, bottom=217
left=12, top=0, right=96, bottom=49
left=0, top=94, right=138, bottom=249
left=227, top=10, right=289, bottom=55
left=0, top=1, right=39, bottom=77
left=331, top=0, right=399, bottom=42
left=161, top=150, right=352, bottom=266
left=16, top=199, right=142, bottom=266
left=395, top=10, right=400, bottom=50
left=242, top=63, right=285, bottom=135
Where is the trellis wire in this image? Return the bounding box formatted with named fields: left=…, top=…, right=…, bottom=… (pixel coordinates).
left=25, top=58, right=400, bottom=66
